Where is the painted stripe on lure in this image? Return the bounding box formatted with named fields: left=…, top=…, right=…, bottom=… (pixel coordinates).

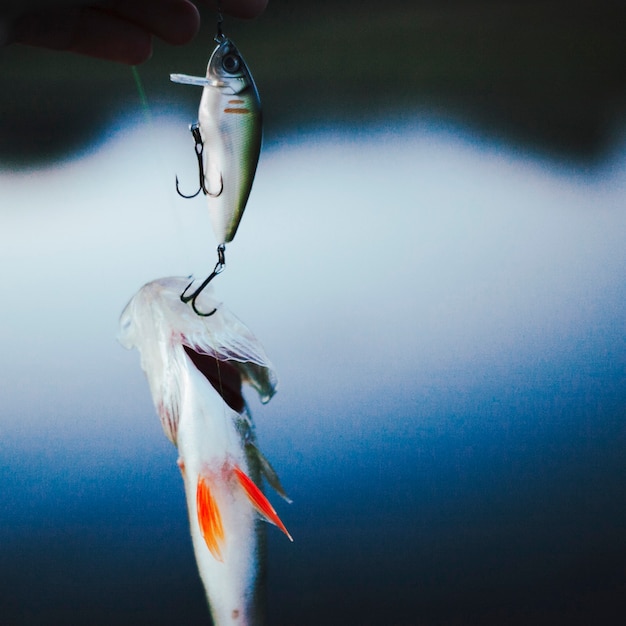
left=171, top=37, right=262, bottom=245
left=119, top=277, right=291, bottom=626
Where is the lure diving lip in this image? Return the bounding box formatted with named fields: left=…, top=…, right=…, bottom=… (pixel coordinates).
left=171, top=36, right=262, bottom=246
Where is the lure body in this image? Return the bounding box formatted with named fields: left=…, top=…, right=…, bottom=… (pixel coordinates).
left=119, top=277, right=290, bottom=625
left=171, top=37, right=262, bottom=244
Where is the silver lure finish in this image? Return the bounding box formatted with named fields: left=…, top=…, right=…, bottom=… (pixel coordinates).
left=171, top=38, right=262, bottom=244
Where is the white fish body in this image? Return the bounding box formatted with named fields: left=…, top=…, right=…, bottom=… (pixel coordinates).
left=178, top=360, right=258, bottom=624
left=119, top=277, right=290, bottom=625
left=171, top=37, right=262, bottom=245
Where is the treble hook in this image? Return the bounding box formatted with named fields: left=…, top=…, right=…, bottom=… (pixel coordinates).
left=180, top=244, right=226, bottom=316
left=175, top=123, right=224, bottom=199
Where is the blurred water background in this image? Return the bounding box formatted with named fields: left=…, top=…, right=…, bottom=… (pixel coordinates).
left=1, top=2, right=625, bottom=624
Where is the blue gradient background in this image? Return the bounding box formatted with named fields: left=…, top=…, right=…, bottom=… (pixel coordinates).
left=1, top=114, right=625, bottom=624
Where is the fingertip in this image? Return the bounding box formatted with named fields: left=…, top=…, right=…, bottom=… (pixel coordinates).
left=71, top=10, right=155, bottom=65
left=238, top=0, right=269, bottom=19
left=73, top=36, right=153, bottom=66
left=149, top=0, right=201, bottom=46
left=171, top=1, right=201, bottom=45
left=205, top=0, right=268, bottom=20
left=116, top=38, right=154, bottom=66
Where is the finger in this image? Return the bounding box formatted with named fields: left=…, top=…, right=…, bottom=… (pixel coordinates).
left=101, top=0, right=200, bottom=46
left=201, top=0, right=268, bottom=20
left=70, top=8, right=154, bottom=64
left=14, top=7, right=154, bottom=65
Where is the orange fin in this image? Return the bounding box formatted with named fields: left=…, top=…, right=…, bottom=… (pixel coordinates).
left=196, top=475, right=225, bottom=561
left=233, top=465, right=293, bottom=542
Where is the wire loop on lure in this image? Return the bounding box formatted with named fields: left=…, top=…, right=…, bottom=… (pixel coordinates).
left=175, top=124, right=224, bottom=199
left=180, top=244, right=227, bottom=316
left=215, top=1, right=225, bottom=43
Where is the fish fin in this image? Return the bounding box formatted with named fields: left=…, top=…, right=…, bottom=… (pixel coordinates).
left=183, top=304, right=278, bottom=403
left=237, top=362, right=278, bottom=404
left=233, top=465, right=293, bottom=542
left=196, top=475, right=225, bottom=561
left=247, top=442, right=292, bottom=504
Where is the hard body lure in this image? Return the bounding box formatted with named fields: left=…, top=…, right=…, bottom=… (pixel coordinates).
left=171, top=35, right=262, bottom=245
left=119, top=277, right=291, bottom=625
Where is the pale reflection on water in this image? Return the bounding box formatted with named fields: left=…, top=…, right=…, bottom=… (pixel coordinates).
left=0, top=114, right=625, bottom=624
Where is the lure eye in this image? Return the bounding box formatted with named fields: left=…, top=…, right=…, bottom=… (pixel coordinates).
left=222, top=53, right=241, bottom=74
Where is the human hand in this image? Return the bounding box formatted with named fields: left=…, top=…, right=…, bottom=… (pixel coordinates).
left=2, top=0, right=268, bottom=65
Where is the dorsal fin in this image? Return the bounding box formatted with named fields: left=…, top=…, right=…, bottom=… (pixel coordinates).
left=196, top=475, right=225, bottom=561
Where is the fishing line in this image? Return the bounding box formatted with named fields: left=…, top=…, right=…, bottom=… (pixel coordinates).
left=214, top=1, right=228, bottom=432
left=215, top=356, right=227, bottom=428
left=128, top=63, right=199, bottom=275
left=130, top=25, right=230, bottom=422
left=211, top=4, right=235, bottom=426
left=131, top=66, right=153, bottom=125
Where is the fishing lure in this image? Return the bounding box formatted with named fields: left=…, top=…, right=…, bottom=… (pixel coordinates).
left=119, top=277, right=291, bottom=625
left=171, top=26, right=262, bottom=246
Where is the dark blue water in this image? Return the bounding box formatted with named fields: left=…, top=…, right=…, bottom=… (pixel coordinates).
left=2, top=345, right=624, bottom=625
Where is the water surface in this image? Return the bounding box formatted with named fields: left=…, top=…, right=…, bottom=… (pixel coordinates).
left=1, top=114, right=625, bottom=624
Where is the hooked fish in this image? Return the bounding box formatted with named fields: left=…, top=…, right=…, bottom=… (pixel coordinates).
left=119, top=277, right=291, bottom=625
left=171, top=36, right=262, bottom=245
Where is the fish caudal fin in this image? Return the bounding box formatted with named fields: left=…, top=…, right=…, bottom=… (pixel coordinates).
left=233, top=466, right=293, bottom=542
left=197, top=475, right=225, bottom=561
